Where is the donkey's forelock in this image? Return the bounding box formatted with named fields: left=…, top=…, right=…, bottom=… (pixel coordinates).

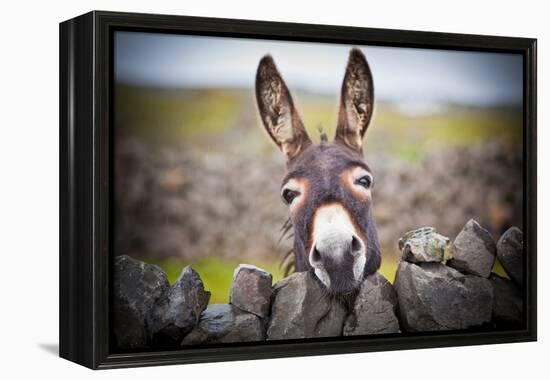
left=255, top=48, right=381, bottom=296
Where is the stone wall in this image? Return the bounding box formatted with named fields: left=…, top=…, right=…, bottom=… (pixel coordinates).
left=113, top=220, right=524, bottom=350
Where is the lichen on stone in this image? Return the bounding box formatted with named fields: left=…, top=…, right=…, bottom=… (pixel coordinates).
left=398, top=227, right=452, bottom=264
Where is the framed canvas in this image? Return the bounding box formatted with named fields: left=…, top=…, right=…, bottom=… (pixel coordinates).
left=59, top=11, right=537, bottom=369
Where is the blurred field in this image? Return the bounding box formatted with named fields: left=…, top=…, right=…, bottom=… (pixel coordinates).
left=142, top=256, right=509, bottom=304
left=115, top=84, right=521, bottom=160
left=143, top=257, right=284, bottom=304
left=115, top=84, right=522, bottom=303
left=141, top=256, right=399, bottom=303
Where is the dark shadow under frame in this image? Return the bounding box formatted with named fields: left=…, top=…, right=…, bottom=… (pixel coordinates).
left=59, top=10, right=537, bottom=369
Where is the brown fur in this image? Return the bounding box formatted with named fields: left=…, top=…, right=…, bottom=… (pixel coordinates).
left=255, top=48, right=381, bottom=295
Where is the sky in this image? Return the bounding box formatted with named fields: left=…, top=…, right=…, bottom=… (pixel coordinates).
left=114, top=31, right=523, bottom=108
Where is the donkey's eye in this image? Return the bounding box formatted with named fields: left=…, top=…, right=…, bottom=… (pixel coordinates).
left=355, top=175, right=372, bottom=189
left=282, top=189, right=300, bottom=204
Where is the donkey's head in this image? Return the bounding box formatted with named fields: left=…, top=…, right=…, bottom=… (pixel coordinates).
left=255, top=48, right=381, bottom=296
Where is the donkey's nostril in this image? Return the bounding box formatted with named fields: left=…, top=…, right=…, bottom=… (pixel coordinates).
left=311, top=247, right=322, bottom=262
left=351, top=235, right=362, bottom=253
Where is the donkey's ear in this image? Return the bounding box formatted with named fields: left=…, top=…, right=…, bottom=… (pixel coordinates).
left=255, top=55, right=311, bottom=160
left=335, top=48, right=374, bottom=152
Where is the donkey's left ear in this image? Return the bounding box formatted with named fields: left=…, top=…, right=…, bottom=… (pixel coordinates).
left=335, top=48, right=374, bottom=152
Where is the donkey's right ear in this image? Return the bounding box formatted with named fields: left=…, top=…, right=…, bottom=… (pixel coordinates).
left=255, top=55, right=311, bottom=160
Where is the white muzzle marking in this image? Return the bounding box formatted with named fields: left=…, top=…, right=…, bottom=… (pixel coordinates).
left=309, top=203, right=366, bottom=288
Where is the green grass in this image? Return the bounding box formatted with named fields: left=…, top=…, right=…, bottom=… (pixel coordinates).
left=492, top=258, right=510, bottom=279
left=116, top=85, right=522, bottom=164
left=364, top=104, right=522, bottom=162
left=138, top=256, right=285, bottom=304
left=137, top=253, right=510, bottom=304
left=115, top=86, right=247, bottom=142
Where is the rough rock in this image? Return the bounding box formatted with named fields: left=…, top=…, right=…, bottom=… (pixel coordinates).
left=398, top=227, right=452, bottom=264
left=447, top=219, right=496, bottom=278
left=267, top=272, right=347, bottom=340
left=181, top=304, right=264, bottom=345
left=230, top=264, right=272, bottom=318
left=489, top=273, right=523, bottom=326
left=496, top=227, right=524, bottom=287
left=394, top=261, right=493, bottom=332
left=343, top=272, right=400, bottom=335
left=112, top=255, right=170, bottom=349
left=148, top=266, right=210, bottom=347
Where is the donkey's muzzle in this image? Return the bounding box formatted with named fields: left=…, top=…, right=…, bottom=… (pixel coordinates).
left=308, top=202, right=368, bottom=293
left=310, top=234, right=366, bottom=294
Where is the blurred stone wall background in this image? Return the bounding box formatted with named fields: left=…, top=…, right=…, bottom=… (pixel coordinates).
left=115, top=134, right=522, bottom=263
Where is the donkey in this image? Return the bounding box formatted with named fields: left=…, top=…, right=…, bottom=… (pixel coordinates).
left=255, top=48, right=381, bottom=297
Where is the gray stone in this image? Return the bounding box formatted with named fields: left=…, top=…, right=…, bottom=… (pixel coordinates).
left=394, top=261, right=493, bottom=332
left=448, top=219, right=496, bottom=277
left=490, top=273, right=523, bottom=326
left=148, top=266, right=210, bottom=347
left=266, top=272, right=347, bottom=340
left=112, top=255, right=170, bottom=349
left=497, top=227, right=524, bottom=287
left=343, top=272, right=400, bottom=335
left=398, top=227, right=452, bottom=264
left=230, top=264, right=272, bottom=318
left=181, top=304, right=264, bottom=345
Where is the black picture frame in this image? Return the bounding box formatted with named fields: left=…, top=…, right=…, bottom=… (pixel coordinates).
left=59, top=10, right=537, bottom=369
